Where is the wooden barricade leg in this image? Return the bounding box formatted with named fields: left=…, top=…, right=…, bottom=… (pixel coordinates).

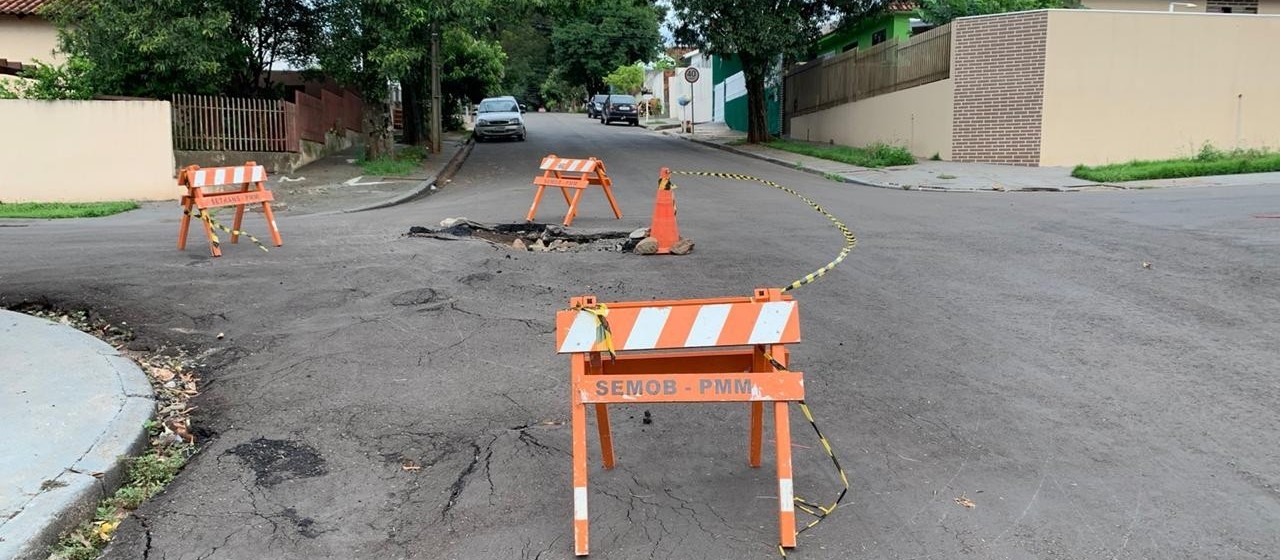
left=571, top=356, right=591, bottom=556
left=259, top=205, right=282, bottom=246
left=231, top=203, right=246, bottom=244
left=527, top=183, right=549, bottom=222
left=559, top=185, right=574, bottom=207
left=257, top=182, right=282, bottom=245
left=750, top=347, right=770, bottom=467
left=178, top=195, right=194, bottom=250
left=564, top=188, right=586, bottom=226
left=595, top=404, right=615, bottom=469
left=601, top=183, right=623, bottom=219
left=775, top=401, right=797, bottom=549
left=588, top=352, right=615, bottom=468
left=749, top=402, right=764, bottom=467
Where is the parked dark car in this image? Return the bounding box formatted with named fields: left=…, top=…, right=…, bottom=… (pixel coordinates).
left=600, top=94, right=639, bottom=126
left=587, top=94, right=608, bottom=118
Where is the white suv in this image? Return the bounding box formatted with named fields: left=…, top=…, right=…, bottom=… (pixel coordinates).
left=474, top=96, right=526, bottom=142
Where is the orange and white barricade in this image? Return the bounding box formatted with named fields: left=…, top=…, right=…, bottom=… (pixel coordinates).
left=526, top=154, right=622, bottom=226
left=177, top=162, right=282, bottom=257
left=555, top=288, right=804, bottom=555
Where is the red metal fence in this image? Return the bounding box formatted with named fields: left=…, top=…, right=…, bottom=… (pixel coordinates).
left=172, top=89, right=364, bottom=153
left=171, top=94, right=295, bottom=152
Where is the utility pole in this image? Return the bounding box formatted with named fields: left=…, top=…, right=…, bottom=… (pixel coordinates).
left=429, top=22, right=442, bottom=154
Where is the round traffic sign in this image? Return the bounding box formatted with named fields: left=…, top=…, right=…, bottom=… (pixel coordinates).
left=684, top=67, right=700, bottom=83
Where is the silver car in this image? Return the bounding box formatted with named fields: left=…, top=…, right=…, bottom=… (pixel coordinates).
left=474, top=96, right=526, bottom=142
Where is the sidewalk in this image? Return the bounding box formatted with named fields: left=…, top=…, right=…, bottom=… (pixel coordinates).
left=0, top=311, right=153, bottom=560
left=666, top=124, right=1280, bottom=192
left=262, top=131, right=472, bottom=215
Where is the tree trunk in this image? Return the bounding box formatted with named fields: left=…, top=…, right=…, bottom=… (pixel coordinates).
left=429, top=22, right=442, bottom=154
left=402, top=64, right=428, bottom=146
left=744, top=66, right=769, bottom=143
left=363, top=101, right=392, bottom=160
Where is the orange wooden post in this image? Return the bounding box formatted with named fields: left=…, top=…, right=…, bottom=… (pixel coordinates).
left=556, top=288, right=805, bottom=556
left=176, top=162, right=282, bottom=257
left=570, top=354, right=591, bottom=556
left=775, top=400, right=797, bottom=549
left=528, top=155, right=622, bottom=226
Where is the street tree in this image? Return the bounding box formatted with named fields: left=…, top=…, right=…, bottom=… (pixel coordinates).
left=551, top=0, right=662, bottom=97
left=670, top=0, right=832, bottom=143
left=43, top=0, right=243, bottom=98
left=442, top=28, right=507, bottom=122
left=314, top=0, right=401, bottom=157
left=672, top=0, right=884, bottom=143
left=316, top=0, right=505, bottom=154
left=916, top=0, right=1079, bottom=24
left=603, top=63, right=645, bottom=95
left=44, top=0, right=318, bottom=98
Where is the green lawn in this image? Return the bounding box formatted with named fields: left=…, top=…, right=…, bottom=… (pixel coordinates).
left=0, top=201, right=139, bottom=219
left=359, top=145, right=428, bottom=176
left=1072, top=146, right=1280, bottom=182
left=764, top=139, right=916, bottom=168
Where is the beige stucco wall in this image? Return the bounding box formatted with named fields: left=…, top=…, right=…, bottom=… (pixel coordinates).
left=1039, top=11, right=1280, bottom=166
left=1085, top=0, right=1280, bottom=11
left=788, top=78, right=954, bottom=159
left=1085, top=0, right=1280, bottom=12
left=0, top=100, right=176, bottom=202
left=0, top=15, right=61, bottom=64
left=1083, top=0, right=1204, bottom=10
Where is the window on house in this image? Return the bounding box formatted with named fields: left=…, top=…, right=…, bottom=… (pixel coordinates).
left=872, top=29, right=887, bottom=45
left=842, top=42, right=858, bottom=52
left=1221, top=6, right=1232, bottom=12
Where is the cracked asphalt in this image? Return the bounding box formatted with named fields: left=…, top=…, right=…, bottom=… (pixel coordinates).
left=2, top=113, right=1279, bottom=559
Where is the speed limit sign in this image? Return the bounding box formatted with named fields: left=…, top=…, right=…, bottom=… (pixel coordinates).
left=684, top=67, right=700, bottom=83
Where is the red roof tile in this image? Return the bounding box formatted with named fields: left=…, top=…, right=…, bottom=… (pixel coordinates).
left=0, top=0, right=47, bottom=15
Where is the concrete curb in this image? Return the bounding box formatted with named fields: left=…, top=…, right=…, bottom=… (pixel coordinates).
left=343, top=137, right=476, bottom=214
left=643, top=123, right=682, bottom=132
left=665, top=132, right=905, bottom=190
left=0, top=311, right=154, bottom=560
left=667, top=133, right=1095, bottom=193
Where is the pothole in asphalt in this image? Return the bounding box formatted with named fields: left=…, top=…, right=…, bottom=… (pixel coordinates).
left=408, top=218, right=639, bottom=253
left=226, top=437, right=328, bottom=487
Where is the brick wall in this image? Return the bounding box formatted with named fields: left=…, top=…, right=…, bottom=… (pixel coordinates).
left=950, top=11, right=1049, bottom=166
left=1206, top=0, right=1258, bottom=12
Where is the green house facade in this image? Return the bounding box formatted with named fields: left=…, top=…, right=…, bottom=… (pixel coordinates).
left=815, top=2, right=925, bottom=57
left=711, top=55, right=783, bottom=136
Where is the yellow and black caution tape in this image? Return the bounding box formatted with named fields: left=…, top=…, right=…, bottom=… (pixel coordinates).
left=765, top=353, right=850, bottom=557
left=184, top=208, right=269, bottom=252
left=572, top=303, right=617, bottom=361
left=668, top=171, right=856, bottom=292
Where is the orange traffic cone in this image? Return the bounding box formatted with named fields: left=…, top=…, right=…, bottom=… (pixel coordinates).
left=649, top=168, right=680, bottom=254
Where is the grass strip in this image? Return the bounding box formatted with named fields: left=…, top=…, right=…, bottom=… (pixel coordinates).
left=1073, top=146, right=1280, bottom=182
left=0, top=201, right=138, bottom=219
left=359, top=145, right=428, bottom=176
left=763, top=139, right=915, bottom=168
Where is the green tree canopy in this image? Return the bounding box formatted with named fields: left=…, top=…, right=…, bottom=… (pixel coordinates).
left=603, top=63, right=644, bottom=95
left=672, top=0, right=831, bottom=142
left=44, top=0, right=318, bottom=98
left=916, top=0, right=1080, bottom=24
left=442, top=28, right=507, bottom=106
left=551, top=0, right=663, bottom=96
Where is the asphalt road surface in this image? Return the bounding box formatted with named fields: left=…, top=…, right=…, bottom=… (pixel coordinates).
left=2, top=113, right=1278, bottom=560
